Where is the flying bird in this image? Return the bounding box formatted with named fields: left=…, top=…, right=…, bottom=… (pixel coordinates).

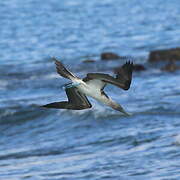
left=42, top=58, right=133, bottom=115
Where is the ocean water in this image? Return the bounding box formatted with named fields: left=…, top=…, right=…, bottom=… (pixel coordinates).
left=0, top=0, right=180, bottom=179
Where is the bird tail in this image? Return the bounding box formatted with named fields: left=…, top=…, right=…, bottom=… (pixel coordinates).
left=53, top=57, right=78, bottom=80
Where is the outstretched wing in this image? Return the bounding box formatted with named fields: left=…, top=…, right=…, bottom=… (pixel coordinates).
left=83, top=61, right=133, bottom=90
left=115, top=61, right=133, bottom=90
left=53, top=58, right=77, bottom=80
left=83, top=78, right=107, bottom=91
left=65, top=87, right=92, bottom=108
left=42, top=87, right=92, bottom=110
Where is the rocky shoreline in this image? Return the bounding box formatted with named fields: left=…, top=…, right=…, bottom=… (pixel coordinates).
left=82, top=47, right=180, bottom=73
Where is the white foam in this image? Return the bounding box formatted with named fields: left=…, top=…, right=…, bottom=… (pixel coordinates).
left=174, top=134, right=180, bottom=146
left=0, top=80, right=8, bottom=90
left=30, top=73, right=60, bottom=80
left=59, top=104, right=123, bottom=120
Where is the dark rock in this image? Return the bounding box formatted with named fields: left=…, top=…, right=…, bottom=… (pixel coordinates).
left=101, top=52, right=120, bottom=60
left=82, top=59, right=96, bottom=63
left=133, top=64, right=146, bottom=71
left=148, top=47, right=180, bottom=62
left=161, top=61, right=180, bottom=72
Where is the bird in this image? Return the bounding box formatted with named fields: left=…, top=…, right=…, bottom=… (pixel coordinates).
left=42, top=58, right=133, bottom=115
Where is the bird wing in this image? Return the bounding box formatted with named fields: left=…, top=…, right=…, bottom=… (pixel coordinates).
left=53, top=58, right=77, bottom=80
left=83, top=61, right=133, bottom=90
left=83, top=78, right=109, bottom=99
left=42, top=87, right=92, bottom=110
left=65, top=87, right=92, bottom=108
left=115, top=61, right=133, bottom=90
left=83, top=78, right=106, bottom=91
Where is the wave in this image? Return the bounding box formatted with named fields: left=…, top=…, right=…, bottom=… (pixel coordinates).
left=0, top=80, right=8, bottom=90
left=58, top=104, right=128, bottom=121
left=0, top=105, right=49, bottom=125
left=1, top=100, right=179, bottom=126
left=173, top=134, right=180, bottom=146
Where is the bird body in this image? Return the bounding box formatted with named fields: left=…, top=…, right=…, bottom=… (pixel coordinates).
left=66, top=78, right=124, bottom=113
left=42, top=58, right=133, bottom=116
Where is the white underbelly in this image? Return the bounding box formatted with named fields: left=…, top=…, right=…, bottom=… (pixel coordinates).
left=71, top=79, right=127, bottom=114
left=78, top=84, right=100, bottom=98
left=79, top=84, right=111, bottom=106
left=72, top=79, right=110, bottom=104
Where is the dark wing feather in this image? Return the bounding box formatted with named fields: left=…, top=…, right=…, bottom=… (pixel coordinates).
left=65, top=87, right=92, bottom=108
left=83, top=73, right=125, bottom=89
left=42, top=101, right=68, bottom=109
left=83, top=61, right=133, bottom=90
left=115, top=61, right=133, bottom=90
left=53, top=58, right=77, bottom=79
left=83, top=78, right=107, bottom=91
left=42, top=87, right=92, bottom=110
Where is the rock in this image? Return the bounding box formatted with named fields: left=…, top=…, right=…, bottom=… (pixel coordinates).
left=161, top=61, right=180, bottom=72
left=133, top=64, right=146, bottom=71
left=82, top=59, right=96, bottom=63
left=148, top=47, right=180, bottom=62
left=101, top=52, right=121, bottom=60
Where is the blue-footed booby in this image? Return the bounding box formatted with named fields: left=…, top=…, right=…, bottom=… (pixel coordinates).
left=42, top=58, right=133, bottom=115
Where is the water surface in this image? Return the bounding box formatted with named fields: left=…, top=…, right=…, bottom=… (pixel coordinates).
left=0, top=0, right=180, bottom=179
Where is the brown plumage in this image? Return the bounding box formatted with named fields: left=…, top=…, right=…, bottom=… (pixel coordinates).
left=42, top=59, right=133, bottom=115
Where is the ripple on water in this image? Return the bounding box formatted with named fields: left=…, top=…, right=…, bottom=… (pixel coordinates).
left=0, top=0, right=180, bottom=179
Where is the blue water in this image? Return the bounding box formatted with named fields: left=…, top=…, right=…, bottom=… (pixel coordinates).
left=0, top=0, right=180, bottom=179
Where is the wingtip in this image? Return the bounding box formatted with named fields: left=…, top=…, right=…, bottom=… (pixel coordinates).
left=54, top=59, right=65, bottom=69
left=124, top=60, right=134, bottom=70
left=40, top=103, right=56, bottom=109
left=51, top=57, right=62, bottom=66
left=125, top=60, right=133, bottom=65
left=52, top=56, right=57, bottom=62
left=39, top=105, right=47, bottom=108
left=54, top=59, right=60, bottom=64
left=119, top=55, right=134, bottom=65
